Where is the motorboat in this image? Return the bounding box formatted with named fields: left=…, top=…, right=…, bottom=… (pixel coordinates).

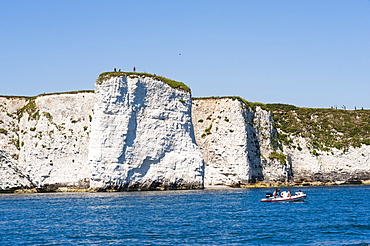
left=260, top=190, right=307, bottom=202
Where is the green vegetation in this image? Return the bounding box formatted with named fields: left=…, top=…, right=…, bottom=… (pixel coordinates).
left=192, top=96, right=267, bottom=111
left=269, top=151, right=287, bottom=164
left=37, top=90, right=94, bottom=96
left=198, top=119, right=204, bottom=123
left=96, top=72, right=191, bottom=93
left=0, top=128, right=8, bottom=135
left=310, top=150, right=320, bottom=156
left=10, top=136, right=21, bottom=150
left=204, top=124, right=212, bottom=135
left=267, top=104, right=370, bottom=151
left=17, top=98, right=39, bottom=121
left=43, top=112, right=53, bottom=121
left=193, top=96, right=370, bottom=151
left=0, top=90, right=94, bottom=99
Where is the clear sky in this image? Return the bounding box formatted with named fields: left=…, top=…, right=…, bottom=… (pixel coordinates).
left=1, top=0, right=369, bottom=109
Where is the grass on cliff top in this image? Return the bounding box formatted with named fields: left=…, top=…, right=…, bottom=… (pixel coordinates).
left=0, top=90, right=94, bottom=99
left=192, top=96, right=266, bottom=110
left=96, top=72, right=191, bottom=94
left=265, top=104, right=370, bottom=151
left=193, top=97, right=370, bottom=151
left=36, top=90, right=94, bottom=96
left=0, top=90, right=94, bottom=122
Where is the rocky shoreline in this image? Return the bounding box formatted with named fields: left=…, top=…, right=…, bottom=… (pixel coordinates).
left=2, top=179, right=369, bottom=194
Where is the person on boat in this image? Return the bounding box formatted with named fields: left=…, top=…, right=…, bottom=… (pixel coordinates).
left=273, top=189, right=281, bottom=198
left=287, top=189, right=292, bottom=197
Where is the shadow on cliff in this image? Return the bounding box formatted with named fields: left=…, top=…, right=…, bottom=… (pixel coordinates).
left=118, top=77, right=147, bottom=164
left=0, top=150, right=36, bottom=191
left=244, top=110, right=264, bottom=184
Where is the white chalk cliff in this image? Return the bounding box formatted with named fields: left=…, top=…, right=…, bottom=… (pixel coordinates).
left=88, top=74, right=204, bottom=190
left=193, top=97, right=370, bottom=186
left=0, top=92, right=94, bottom=190
left=192, top=98, right=264, bottom=186
left=1, top=72, right=369, bottom=192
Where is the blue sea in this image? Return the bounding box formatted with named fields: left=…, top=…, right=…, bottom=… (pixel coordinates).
left=1, top=185, right=369, bottom=245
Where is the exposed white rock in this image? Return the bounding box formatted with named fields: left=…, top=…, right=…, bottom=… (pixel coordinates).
left=1, top=74, right=370, bottom=191
left=88, top=75, right=204, bottom=190
left=284, top=139, right=370, bottom=183
left=192, top=98, right=264, bottom=187
left=0, top=92, right=94, bottom=190
left=0, top=150, right=32, bottom=190
left=252, top=106, right=291, bottom=183
left=192, top=98, right=370, bottom=185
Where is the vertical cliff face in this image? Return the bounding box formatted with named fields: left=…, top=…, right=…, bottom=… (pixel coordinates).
left=192, top=98, right=265, bottom=186
left=0, top=97, right=32, bottom=190
left=269, top=106, right=370, bottom=184
left=2, top=73, right=370, bottom=191
left=0, top=73, right=204, bottom=192
left=192, top=98, right=370, bottom=186
left=88, top=74, right=204, bottom=190
left=18, top=93, right=94, bottom=189
left=283, top=143, right=370, bottom=184
left=0, top=93, right=94, bottom=191
left=251, top=106, right=291, bottom=183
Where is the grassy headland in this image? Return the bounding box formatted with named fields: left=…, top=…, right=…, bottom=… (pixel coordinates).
left=193, top=96, right=370, bottom=152
left=96, top=72, right=191, bottom=93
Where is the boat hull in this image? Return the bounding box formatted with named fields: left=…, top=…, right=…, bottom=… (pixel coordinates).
left=260, top=194, right=307, bottom=202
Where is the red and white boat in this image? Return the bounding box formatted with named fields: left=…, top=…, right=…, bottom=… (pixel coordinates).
left=260, top=190, right=307, bottom=202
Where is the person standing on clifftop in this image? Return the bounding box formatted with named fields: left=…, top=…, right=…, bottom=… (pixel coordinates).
left=114, top=67, right=117, bottom=72
left=133, top=67, right=136, bottom=72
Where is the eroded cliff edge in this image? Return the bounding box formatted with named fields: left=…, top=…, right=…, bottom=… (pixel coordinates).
left=0, top=92, right=94, bottom=191
left=0, top=72, right=204, bottom=192
left=192, top=97, right=370, bottom=187
left=88, top=72, right=204, bottom=190
left=1, top=73, right=370, bottom=192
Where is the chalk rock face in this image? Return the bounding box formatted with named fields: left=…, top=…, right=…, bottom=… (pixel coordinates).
left=0, top=150, right=29, bottom=190
left=267, top=107, right=370, bottom=184
left=251, top=106, right=291, bottom=183
left=283, top=138, right=370, bottom=184
left=0, top=97, right=34, bottom=190
left=192, top=98, right=264, bottom=186
left=88, top=75, right=204, bottom=190
left=2, top=74, right=369, bottom=191
left=192, top=98, right=370, bottom=185
left=0, top=93, right=94, bottom=190
left=0, top=96, right=33, bottom=190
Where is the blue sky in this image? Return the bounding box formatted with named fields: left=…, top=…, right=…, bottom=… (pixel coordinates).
left=1, top=0, right=369, bottom=109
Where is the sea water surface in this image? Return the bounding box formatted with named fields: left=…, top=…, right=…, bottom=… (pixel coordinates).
left=1, top=185, right=369, bottom=245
